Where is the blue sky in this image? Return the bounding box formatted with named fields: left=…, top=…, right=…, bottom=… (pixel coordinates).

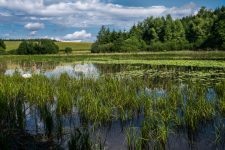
left=0, top=0, right=224, bottom=41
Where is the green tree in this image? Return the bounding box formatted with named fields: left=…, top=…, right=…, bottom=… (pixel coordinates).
left=154, top=17, right=165, bottom=41
left=163, top=15, right=173, bottom=41
left=96, top=26, right=110, bottom=44
left=149, top=28, right=159, bottom=43
left=172, top=20, right=186, bottom=41
left=17, top=41, right=36, bottom=55
left=91, top=6, right=225, bottom=52
left=209, top=13, right=225, bottom=50
left=121, top=36, right=146, bottom=51
left=17, top=39, right=59, bottom=55
left=129, top=24, right=143, bottom=40
left=36, top=39, right=59, bottom=54
left=0, top=40, right=6, bottom=51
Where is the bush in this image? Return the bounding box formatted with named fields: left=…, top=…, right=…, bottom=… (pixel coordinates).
left=148, top=40, right=192, bottom=51
left=35, top=40, right=59, bottom=54
left=65, top=47, right=73, bottom=54
left=90, top=42, right=99, bottom=53
left=17, top=39, right=59, bottom=55
left=121, top=36, right=147, bottom=52
left=17, top=41, right=36, bottom=54
left=91, top=43, right=114, bottom=53
left=147, top=41, right=165, bottom=51
left=0, top=40, right=6, bottom=54
left=0, top=40, right=6, bottom=50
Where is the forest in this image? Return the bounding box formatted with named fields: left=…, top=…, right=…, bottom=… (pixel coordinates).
left=91, top=6, right=225, bottom=53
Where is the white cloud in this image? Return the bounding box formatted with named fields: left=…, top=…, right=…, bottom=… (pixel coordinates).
left=61, top=30, right=92, bottom=41
left=24, top=22, right=45, bottom=31
left=0, top=12, right=11, bottom=17
left=0, top=0, right=198, bottom=28
left=30, top=31, right=37, bottom=36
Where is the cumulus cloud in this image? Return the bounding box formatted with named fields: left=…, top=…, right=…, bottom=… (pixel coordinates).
left=24, top=22, right=45, bottom=31
left=0, top=0, right=198, bottom=28
left=61, top=30, right=92, bottom=41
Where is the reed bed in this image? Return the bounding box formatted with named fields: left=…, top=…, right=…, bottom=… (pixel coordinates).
left=0, top=73, right=224, bottom=149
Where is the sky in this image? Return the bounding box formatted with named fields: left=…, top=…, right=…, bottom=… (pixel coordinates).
left=0, top=0, right=224, bottom=42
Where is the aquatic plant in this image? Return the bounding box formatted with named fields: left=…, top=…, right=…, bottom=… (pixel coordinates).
left=126, top=127, right=142, bottom=150
left=182, top=83, right=215, bottom=131
left=68, top=127, right=92, bottom=150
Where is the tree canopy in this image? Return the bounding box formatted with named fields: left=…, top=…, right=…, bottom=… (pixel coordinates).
left=92, top=6, right=225, bottom=53
left=17, top=39, right=59, bottom=55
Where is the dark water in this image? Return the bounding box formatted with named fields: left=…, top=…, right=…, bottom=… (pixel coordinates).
left=0, top=61, right=225, bottom=150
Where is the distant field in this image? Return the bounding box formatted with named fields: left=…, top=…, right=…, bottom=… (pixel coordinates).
left=4, top=41, right=22, bottom=51
left=56, top=42, right=92, bottom=51
left=4, top=41, right=92, bottom=53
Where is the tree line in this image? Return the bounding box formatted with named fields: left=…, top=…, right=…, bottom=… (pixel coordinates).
left=0, top=39, right=74, bottom=55
left=91, top=6, right=225, bottom=53
left=0, top=39, right=60, bottom=54
left=17, top=40, right=59, bottom=54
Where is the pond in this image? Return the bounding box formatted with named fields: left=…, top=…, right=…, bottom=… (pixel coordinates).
left=0, top=61, right=225, bottom=150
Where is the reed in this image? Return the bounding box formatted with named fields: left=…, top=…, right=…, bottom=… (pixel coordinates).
left=126, top=127, right=142, bottom=150
left=182, top=83, right=215, bottom=131
left=215, top=80, right=225, bottom=116
left=0, top=73, right=224, bottom=149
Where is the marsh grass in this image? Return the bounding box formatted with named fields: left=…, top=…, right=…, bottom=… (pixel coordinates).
left=126, top=127, right=142, bottom=150
left=0, top=73, right=224, bottom=149
left=68, top=127, right=92, bottom=150
left=182, top=83, right=215, bottom=131
left=215, top=80, right=225, bottom=116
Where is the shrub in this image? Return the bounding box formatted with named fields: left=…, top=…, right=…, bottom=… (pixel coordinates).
left=91, top=43, right=114, bottom=53
left=0, top=40, right=6, bottom=54
left=35, top=39, right=59, bottom=54
left=65, top=47, right=73, bottom=54
left=121, top=36, right=147, bottom=52
left=17, top=39, right=59, bottom=55
left=17, top=41, right=36, bottom=55
left=148, top=40, right=191, bottom=51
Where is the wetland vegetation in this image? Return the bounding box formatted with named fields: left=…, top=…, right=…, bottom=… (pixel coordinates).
left=0, top=59, right=225, bottom=149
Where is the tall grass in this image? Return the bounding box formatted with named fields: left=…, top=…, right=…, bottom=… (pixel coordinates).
left=0, top=73, right=224, bottom=149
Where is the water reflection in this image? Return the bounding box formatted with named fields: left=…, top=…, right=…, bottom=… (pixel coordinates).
left=1, top=61, right=225, bottom=82
left=4, top=64, right=100, bottom=79
left=44, top=64, right=99, bottom=78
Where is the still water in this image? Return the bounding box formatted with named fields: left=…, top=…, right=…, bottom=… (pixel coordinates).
left=0, top=61, right=225, bottom=150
